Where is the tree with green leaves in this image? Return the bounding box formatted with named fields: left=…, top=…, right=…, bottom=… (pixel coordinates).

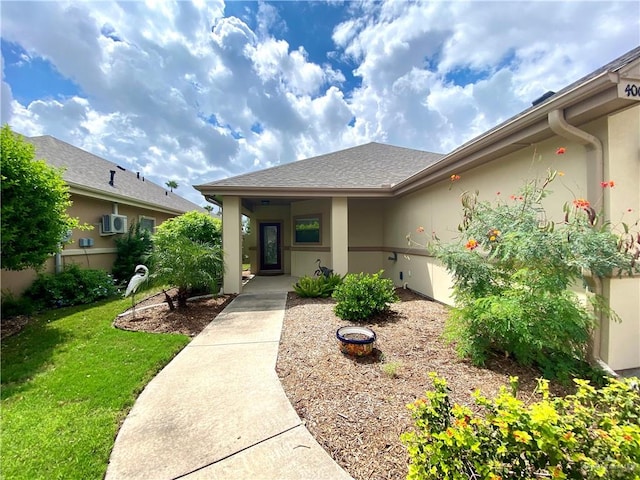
left=1, top=125, right=80, bottom=270
left=150, top=211, right=224, bottom=308
left=165, top=180, right=178, bottom=192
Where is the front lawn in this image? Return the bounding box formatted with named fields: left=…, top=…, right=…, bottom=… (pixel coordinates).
left=1, top=297, right=190, bottom=479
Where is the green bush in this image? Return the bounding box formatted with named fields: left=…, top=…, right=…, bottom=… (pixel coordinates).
left=24, top=264, right=118, bottom=310
left=402, top=373, right=640, bottom=480
left=433, top=170, right=636, bottom=379
left=112, top=221, right=153, bottom=285
left=150, top=233, right=223, bottom=308
left=332, top=270, right=398, bottom=321
left=155, top=210, right=222, bottom=247
left=293, top=273, right=343, bottom=298
left=1, top=291, right=35, bottom=319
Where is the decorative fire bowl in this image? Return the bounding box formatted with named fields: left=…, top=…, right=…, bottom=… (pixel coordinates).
left=336, top=326, right=376, bottom=356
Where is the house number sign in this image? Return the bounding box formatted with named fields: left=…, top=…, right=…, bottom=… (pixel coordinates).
left=618, top=79, right=640, bottom=101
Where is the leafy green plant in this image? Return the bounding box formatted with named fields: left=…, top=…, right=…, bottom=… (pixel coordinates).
left=402, top=373, right=640, bottom=480
left=428, top=169, right=638, bottom=378
left=1, top=125, right=81, bottom=270
left=381, top=360, right=402, bottom=378
left=155, top=210, right=222, bottom=247
left=332, top=270, right=398, bottom=321
left=112, top=221, right=153, bottom=285
left=150, top=235, right=223, bottom=308
left=23, top=264, right=118, bottom=310
left=150, top=211, right=225, bottom=307
left=293, top=273, right=343, bottom=298
left=1, top=291, right=35, bottom=320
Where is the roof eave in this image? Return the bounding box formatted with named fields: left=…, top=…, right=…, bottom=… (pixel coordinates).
left=69, top=184, right=192, bottom=215
left=393, top=70, right=624, bottom=196
left=194, top=185, right=396, bottom=199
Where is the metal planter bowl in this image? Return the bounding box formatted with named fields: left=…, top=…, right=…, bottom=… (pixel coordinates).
left=336, top=326, right=376, bottom=356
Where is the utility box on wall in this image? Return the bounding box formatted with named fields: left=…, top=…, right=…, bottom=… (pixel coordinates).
left=78, top=238, right=94, bottom=248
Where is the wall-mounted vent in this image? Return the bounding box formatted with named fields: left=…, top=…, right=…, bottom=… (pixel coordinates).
left=79, top=238, right=94, bottom=248
left=101, top=214, right=127, bottom=234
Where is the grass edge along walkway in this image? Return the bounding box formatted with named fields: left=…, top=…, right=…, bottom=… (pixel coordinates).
left=1, top=297, right=190, bottom=479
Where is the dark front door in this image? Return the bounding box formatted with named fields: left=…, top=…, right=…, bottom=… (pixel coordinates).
left=259, top=222, right=282, bottom=273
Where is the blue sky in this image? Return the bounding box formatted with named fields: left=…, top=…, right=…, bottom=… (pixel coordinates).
left=1, top=1, right=639, bottom=206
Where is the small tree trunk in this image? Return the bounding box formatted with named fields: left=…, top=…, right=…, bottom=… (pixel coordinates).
left=163, top=289, right=175, bottom=311
left=177, top=288, right=189, bottom=309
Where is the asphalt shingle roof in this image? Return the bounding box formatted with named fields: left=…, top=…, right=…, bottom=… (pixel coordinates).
left=25, top=135, right=202, bottom=214
left=196, top=142, right=445, bottom=190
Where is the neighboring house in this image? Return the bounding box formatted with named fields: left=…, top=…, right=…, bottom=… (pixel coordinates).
left=196, top=47, right=640, bottom=372
left=2, top=135, right=204, bottom=295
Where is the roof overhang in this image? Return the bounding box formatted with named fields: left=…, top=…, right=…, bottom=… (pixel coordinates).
left=69, top=184, right=189, bottom=216
left=200, top=186, right=396, bottom=212
left=393, top=70, right=636, bottom=196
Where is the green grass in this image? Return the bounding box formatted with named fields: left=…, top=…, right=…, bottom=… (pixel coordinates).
left=1, top=296, right=190, bottom=479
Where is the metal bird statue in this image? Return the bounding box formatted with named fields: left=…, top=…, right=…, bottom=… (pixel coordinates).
left=314, top=258, right=333, bottom=278
left=124, top=265, right=149, bottom=317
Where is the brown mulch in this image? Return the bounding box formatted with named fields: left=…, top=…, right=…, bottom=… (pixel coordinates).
left=275, top=289, right=572, bottom=480
left=113, top=289, right=237, bottom=337
left=4, top=286, right=571, bottom=480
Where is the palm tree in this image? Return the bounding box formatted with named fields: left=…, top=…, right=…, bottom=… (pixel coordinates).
left=203, top=205, right=214, bottom=215
left=166, top=180, right=178, bottom=192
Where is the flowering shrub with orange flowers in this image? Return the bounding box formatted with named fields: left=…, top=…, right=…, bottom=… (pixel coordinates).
left=401, top=373, right=640, bottom=480
left=433, top=168, right=639, bottom=380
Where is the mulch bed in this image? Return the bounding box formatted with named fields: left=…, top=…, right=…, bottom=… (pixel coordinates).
left=275, top=288, right=572, bottom=480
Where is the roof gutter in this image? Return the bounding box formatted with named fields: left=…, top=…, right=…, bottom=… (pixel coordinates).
left=547, top=108, right=617, bottom=377
left=68, top=184, right=190, bottom=216
left=393, top=70, right=620, bottom=196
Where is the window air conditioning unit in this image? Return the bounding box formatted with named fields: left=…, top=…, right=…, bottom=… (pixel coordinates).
left=102, top=214, right=127, bottom=234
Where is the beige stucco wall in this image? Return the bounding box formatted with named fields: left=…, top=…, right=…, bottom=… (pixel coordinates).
left=2, top=192, right=187, bottom=297
left=604, top=105, right=640, bottom=370
left=290, top=199, right=330, bottom=277
left=383, top=109, right=638, bottom=370
left=347, top=199, right=387, bottom=275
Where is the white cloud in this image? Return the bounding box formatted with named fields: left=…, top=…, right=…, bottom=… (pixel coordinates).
left=0, top=0, right=638, bottom=208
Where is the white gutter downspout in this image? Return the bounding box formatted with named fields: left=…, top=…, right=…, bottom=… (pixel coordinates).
left=548, top=109, right=618, bottom=377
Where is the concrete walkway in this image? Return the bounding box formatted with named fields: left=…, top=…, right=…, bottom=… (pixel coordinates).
left=106, top=276, right=353, bottom=480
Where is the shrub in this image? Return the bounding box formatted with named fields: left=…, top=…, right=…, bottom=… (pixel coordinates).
left=1, top=125, right=80, bottom=270
left=155, top=210, right=222, bottom=247
left=430, top=170, right=637, bottom=379
left=293, top=273, right=343, bottom=298
left=332, top=270, right=398, bottom=321
left=1, top=291, right=35, bottom=320
left=112, top=221, right=153, bottom=285
left=402, top=373, right=640, bottom=480
left=24, top=264, right=118, bottom=310
left=150, top=234, right=223, bottom=308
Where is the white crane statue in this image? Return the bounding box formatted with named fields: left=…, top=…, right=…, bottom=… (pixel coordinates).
left=124, top=265, right=149, bottom=317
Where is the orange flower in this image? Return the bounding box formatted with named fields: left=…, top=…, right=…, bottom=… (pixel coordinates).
left=600, top=180, right=615, bottom=188
left=573, top=198, right=590, bottom=209
left=556, top=147, right=566, bottom=155
left=558, top=171, right=565, bottom=176
left=416, top=226, right=425, bottom=233
left=465, top=239, right=478, bottom=250
left=450, top=174, right=461, bottom=181
left=609, top=180, right=615, bottom=187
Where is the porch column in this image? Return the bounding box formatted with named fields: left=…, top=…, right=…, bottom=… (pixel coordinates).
left=331, top=197, right=349, bottom=275
left=222, top=195, right=242, bottom=294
